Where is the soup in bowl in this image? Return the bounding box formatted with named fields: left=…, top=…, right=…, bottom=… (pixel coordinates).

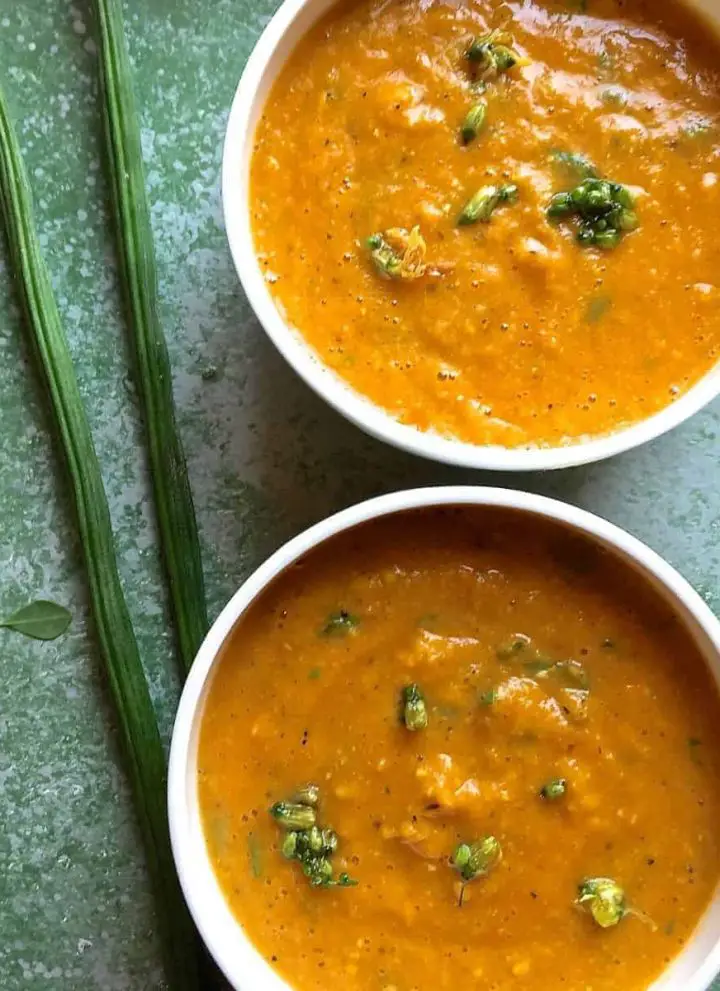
left=223, top=0, right=720, bottom=469
left=168, top=487, right=720, bottom=991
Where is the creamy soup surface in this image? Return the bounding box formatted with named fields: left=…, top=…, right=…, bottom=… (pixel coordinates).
left=250, top=0, right=720, bottom=447
left=198, top=508, right=720, bottom=991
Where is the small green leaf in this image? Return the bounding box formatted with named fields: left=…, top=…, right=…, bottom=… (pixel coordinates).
left=479, top=688, right=497, bottom=706
left=0, top=600, right=71, bottom=641
left=321, top=610, right=360, bottom=637
left=308, top=667, right=322, bottom=680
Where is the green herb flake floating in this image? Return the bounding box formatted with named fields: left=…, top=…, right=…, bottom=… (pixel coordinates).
left=577, top=876, right=626, bottom=927
left=270, top=786, right=358, bottom=889
left=321, top=609, right=360, bottom=636
left=547, top=177, right=638, bottom=249
left=401, top=682, right=429, bottom=730
left=539, top=777, right=567, bottom=800
left=466, top=30, right=530, bottom=78
left=460, top=101, right=487, bottom=144
left=458, top=183, right=518, bottom=226
left=452, top=835, right=502, bottom=905
left=366, top=226, right=427, bottom=280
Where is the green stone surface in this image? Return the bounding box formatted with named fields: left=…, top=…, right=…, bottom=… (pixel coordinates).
left=0, top=1, right=718, bottom=988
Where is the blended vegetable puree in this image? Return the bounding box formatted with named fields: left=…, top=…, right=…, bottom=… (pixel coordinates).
left=250, top=0, right=720, bottom=447
left=198, top=507, right=720, bottom=991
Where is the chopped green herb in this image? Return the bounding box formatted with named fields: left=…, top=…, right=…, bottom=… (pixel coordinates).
left=452, top=836, right=502, bottom=905
left=547, top=176, right=638, bottom=249
left=0, top=599, right=71, bottom=641
left=308, top=667, right=322, bottom=680
left=303, top=856, right=333, bottom=885
left=366, top=232, right=402, bottom=278
left=466, top=30, right=529, bottom=78
left=366, top=226, right=427, bottom=280
left=601, top=637, right=616, bottom=649
left=577, top=877, right=627, bottom=928
left=540, top=777, right=567, bottom=800
left=270, top=787, right=358, bottom=889
left=460, top=101, right=487, bottom=144
left=452, top=836, right=501, bottom=881
left=689, top=737, right=702, bottom=747
left=247, top=833, right=263, bottom=878
left=458, top=183, right=518, bottom=226
left=402, top=683, right=429, bottom=731
left=321, top=828, right=339, bottom=854
left=293, top=784, right=320, bottom=807
left=281, top=831, right=299, bottom=860
left=270, top=801, right=317, bottom=831
left=479, top=688, right=497, bottom=706
left=303, top=826, right=324, bottom=855
left=321, top=610, right=360, bottom=637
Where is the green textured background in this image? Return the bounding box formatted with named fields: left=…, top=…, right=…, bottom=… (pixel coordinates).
left=0, top=1, right=718, bottom=988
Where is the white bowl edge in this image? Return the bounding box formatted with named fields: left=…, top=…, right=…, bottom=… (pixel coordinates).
left=168, top=485, right=720, bottom=991
left=220, top=0, right=720, bottom=472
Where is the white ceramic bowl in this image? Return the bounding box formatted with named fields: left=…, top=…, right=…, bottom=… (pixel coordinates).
left=221, top=0, right=720, bottom=472
left=168, top=485, right=720, bottom=991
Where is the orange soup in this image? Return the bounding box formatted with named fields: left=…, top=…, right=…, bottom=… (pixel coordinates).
left=198, top=508, right=720, bottom=991
left=250, top=0, right=720, bottom=448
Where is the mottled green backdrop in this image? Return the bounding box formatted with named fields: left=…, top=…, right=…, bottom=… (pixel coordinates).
left=0, top=1, right=718, bottom=988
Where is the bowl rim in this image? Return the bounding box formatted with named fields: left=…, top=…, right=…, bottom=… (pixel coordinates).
left=221, top=0, right=720, bottom=472
left=168, top=484, right=720, bottom=991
